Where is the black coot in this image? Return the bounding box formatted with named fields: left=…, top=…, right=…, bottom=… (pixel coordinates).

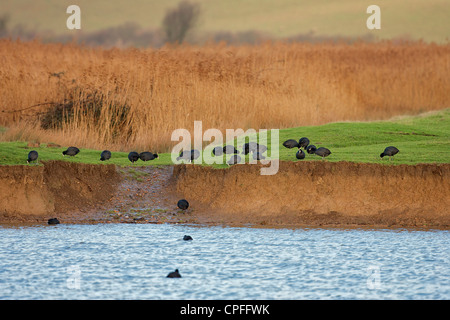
left=253, top=152, right=265, bottom=161
left=243, top=142, right=267, bottom=155
left=177, top=149, right=200, bottom=162
left=306, top=145, right=317, bottom=154
left=212, top=146, right=223, bottom=156
left=227, top=154, right=241, bottom=165
left=62, top=146, right=80, bottom=156
left=27, top=150, right=38, bottom=164
left=128, top=151, right=139, bottom=163
left=167, top=269, right=182, bottom=278
left=183, top=235, right=193, bottom=241
left=139, top=151, right=158, bottom=161
left=298, top=137, right=310, bottom=149
left=296, top=149, right=305, bottom=160
left=283, top=139, right=299, bottom=149
left=100, top=150, right=111, bottom=161
left=315, top=147, right=331, bottom=159
left=177, top=199, right=189, bottom=210
left=380, top=146, right=399, bottom=161
left=223, top=145, right=239, bottom=154
left=48, top=218, right=60, bottom=225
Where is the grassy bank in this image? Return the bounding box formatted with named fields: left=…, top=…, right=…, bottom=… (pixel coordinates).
left=1, top=109, right=448, bottom=166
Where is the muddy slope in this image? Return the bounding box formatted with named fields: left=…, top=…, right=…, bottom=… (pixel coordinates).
left=172, top=161, right=450, bottom=228
left=0, top=161, right=119, bottom=223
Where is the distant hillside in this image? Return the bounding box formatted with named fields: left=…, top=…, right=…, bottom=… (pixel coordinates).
left=1, top=0, right=449, bottom=43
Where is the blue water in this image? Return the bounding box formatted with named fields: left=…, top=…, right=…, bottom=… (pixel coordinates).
left=0, top=223, right=448, bottom=299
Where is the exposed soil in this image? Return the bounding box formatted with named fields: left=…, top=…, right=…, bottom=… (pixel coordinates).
left=1, top=161, right=449, bottom=229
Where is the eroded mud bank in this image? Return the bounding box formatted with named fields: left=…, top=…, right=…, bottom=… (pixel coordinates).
left=172, top=161, right=450, bottom=229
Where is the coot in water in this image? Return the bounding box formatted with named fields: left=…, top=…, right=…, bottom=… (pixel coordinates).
left=62, top=146, right=80, bottom=157
left=315, top=147, right=331, bottom=160
left=298, top=137, right=310, bottom=149
left=296, top=149, right=305, bottom=160
left=139, top=151, right=158, bottom=161
left=100, top=150, right=111, bottom=161
left=177, top=199, right=189, bottom=210
left=283, top=139, right=299, bottom=149
left=306, top=145, right=317, bottom=154
left=183, top=235, right=193, bottom=241
left=128, top=151, right=140, bottom=163
left=380, top=146, right=399, bottom=161
left=167, top=269, right=182, bottom=278
left=27, top=150, right=39, bottom=164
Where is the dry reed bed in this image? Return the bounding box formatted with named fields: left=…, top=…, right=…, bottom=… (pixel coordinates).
left=0, top=39, right=449, bottom=151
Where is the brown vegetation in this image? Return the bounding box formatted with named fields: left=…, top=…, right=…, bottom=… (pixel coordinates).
left=0, top=39, right=449, bottom=151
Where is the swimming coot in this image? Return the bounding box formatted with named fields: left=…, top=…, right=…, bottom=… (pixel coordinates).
left=183, top=235, right=193, bottom=241
left=167, top=269, right=182, bottom=278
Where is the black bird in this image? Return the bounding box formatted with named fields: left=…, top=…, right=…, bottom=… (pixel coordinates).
left=306, top=145, right=317, bottom=154
left=128, top=151, right=140, bottom=163
left=62, top=146, right=80, bottom=157
left=315, top=147, right=331, bottom=160
left=177, top=149, right=200, bottom=162
left=298, top=137, right=310, bottom=149
left=100, top=150, right=111, bottom=161
left=183, top=235, right=193, bottom=241
left=283, top=139, right=299, bottom=149
left=243, top=142, right=267, bottom=155
left=253, top=152, right=265, bottom=161
left=212, top=146, right=223, bottom=156
left=48, top=218, right=60, bottom=225
left=139, top=151, right=158, bottom=161
left=167, top=269, right=182, bottom=278
left=27, top=150, right=38, bottom=164
left=177, top=199, right=189, bottom=210
left=223, top=145, right=240, bottom=154
left=380, top=146, right=399, bottom=161
left=296, top=149, right=305, bottom=160
left=227, top=154, right=241, bottom=165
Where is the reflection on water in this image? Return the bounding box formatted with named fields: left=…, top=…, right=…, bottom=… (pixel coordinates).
left=0, top=223, right=449, bottom=299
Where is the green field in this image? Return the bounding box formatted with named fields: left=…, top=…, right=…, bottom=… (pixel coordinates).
left=2, top=0, right=449, bottom=42
left=1, top=109, right=449, bottom=167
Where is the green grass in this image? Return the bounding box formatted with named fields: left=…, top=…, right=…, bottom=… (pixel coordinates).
left=1, top=109, right=449, bottom=167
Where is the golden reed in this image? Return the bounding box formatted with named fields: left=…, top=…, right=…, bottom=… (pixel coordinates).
left=0, top=39, right=449, bottom=151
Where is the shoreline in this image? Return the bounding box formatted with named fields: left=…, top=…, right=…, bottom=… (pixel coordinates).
left=1, top=161, right=449, bottom=230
